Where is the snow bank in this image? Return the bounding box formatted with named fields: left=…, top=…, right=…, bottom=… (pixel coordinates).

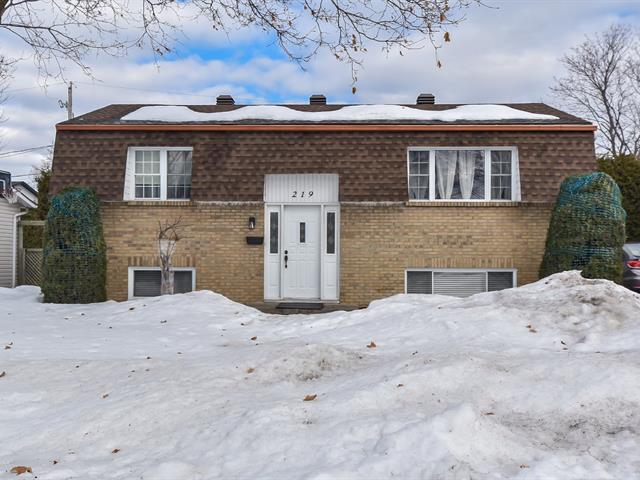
left=120, top=104, right=559, bottom=123
left=1, top=272, right=640, bottom=479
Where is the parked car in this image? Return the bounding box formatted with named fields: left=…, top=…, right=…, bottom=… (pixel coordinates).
left=623, top=243, right=640, bottom=293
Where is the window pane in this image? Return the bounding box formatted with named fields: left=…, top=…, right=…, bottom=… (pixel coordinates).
left=299, top=222, right=306, bottom=243
left=133, top=270, right=161, bottom=297
left=408, top=150, right=429, bottom=200
left=409, top=187, right=429, bottom=200
left=435, top=150, right=483, bottom=200
left=327, top=212, right=336, bottom=254
left=491, top=151, right=512, bottom=200
left=174, top=271, right=194, bottom=294
left=488, top=271, right=514, bottom=291
left=167, top=151, right=192, bottom=200
left=409, top=158, right=420, bottom=174
left=406, top=271, right=433, bottom=294
left=269, top=212, right=278, bottom=254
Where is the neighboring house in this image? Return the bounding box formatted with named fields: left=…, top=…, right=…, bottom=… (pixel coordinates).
left=0, top=170, right=37, bottom=288
left=49, top=94, right=596, bottom=306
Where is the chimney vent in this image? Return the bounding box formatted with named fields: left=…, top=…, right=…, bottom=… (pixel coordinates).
left=216, top=94, right=235, bottom=105
left=309, top=94, right=327, bottom=105
left=416, top=93, right=435, bottom=105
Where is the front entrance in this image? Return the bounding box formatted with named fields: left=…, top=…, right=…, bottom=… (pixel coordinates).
left=264, top=174, right=340, bottom=302
left=283, top=205, right=321, bottom=299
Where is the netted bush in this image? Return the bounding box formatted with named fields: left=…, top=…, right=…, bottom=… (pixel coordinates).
left=598, top=155, right=640, bottom=241
left=42, top=187, right=107, bottom=303
left=539, top=172, right=626, bottom=282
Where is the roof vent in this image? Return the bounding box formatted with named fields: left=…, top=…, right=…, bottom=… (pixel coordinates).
left=309, top=94, right=327, bottom=105
left=416, top=93, right=435, bottom=105
left=216, top=95, right=235, bottom=105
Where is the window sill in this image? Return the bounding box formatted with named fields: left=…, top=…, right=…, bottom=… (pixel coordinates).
left=405, top=200, right=522, bottom=207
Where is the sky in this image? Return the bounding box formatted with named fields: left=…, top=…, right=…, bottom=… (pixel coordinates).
left=1, top=0, right=639, bottom=181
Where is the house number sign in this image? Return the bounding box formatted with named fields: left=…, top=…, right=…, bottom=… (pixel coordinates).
left=265, top=174, right=338, bottom=203
left=291, top=191, right=314, bottom=198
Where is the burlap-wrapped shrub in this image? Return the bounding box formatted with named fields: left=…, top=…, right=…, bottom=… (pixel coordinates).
left=539, top=172, right=626, bottom=282
left=42, top=187, right=107, bottom=303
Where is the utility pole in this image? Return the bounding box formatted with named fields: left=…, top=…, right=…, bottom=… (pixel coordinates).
left=58, top=81, right=74, bottom=119
left=67, top=81, right=73, bottom=120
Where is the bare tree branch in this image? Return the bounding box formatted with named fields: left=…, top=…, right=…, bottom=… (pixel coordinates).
left=0, top=54, right=13, bottom=149
left=0, top=0, right=483, bottom=84
left=552, top=24, right=640, bottom=158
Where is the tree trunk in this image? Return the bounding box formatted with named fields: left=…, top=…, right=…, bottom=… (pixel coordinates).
left=160, top=267, right=174, bottom=295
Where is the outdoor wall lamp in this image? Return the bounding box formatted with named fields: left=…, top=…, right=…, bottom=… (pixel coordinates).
left=248, top=215, right=256, bottom=230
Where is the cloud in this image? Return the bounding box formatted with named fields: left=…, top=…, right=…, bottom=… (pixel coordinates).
left=1, top=0, right=639, bottom=178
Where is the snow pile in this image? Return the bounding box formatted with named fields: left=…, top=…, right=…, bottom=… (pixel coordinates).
left=1, top=272, right=640, bottom=479
left=120, top=104, right=560, bottom=123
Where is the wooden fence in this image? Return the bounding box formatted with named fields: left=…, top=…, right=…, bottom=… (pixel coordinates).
left=17, top=220, right=44, bottom=286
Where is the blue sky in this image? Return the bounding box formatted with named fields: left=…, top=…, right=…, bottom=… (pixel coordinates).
left=1, top=0, right=640, bottom=179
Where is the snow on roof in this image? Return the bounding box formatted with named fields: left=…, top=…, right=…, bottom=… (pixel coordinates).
left=120, top=104, right=560, bottom=123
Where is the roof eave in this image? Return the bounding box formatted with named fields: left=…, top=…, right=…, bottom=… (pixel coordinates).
left=56, top=123, right=597, bottom=132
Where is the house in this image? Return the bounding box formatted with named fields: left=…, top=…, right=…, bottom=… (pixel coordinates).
left=0, top=170, right=37, bottom=288
left=49, top=94, right=596, bottom=306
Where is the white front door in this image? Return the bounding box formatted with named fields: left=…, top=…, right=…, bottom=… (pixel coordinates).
left=283, top=205, right=321, bottom=299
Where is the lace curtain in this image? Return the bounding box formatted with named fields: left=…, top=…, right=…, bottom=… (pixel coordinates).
left=458, top=152, right=477, bottom=200
left=436, top=151, right=457, bottom=199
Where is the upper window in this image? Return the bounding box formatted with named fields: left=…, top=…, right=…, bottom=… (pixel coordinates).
left=127, top=148, right=193, bottom=200
left=407, top=148, right=519, bottom=201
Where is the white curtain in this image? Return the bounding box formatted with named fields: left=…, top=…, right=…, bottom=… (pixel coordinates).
left=458, top=152, right=477, bottom=200
left=436, top=152, right=457, bottom=199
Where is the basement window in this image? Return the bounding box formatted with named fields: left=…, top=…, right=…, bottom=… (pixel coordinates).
left=407, top=147, right=520, bottom=201
left=128, top=267, right=196, bottom=299
left=124, top=147, right=193, bottom=201
left=405, top=269, right=516, bottom=297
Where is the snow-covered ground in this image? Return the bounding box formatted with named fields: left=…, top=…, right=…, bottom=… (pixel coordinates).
left=1, top=271, right=640, bottom=479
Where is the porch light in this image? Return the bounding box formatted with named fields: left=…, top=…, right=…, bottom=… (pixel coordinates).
left=248, top=216, right=256, bottom=230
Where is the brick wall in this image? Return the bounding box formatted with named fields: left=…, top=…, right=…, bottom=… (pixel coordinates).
left=102, top=201, right=551, bottom=306
left=340, top=202, right=551, bottom=304
left=102, top=202, right=265, bottom=303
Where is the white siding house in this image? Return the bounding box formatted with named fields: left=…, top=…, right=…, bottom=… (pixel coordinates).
left=0, top=172, right=37, bottom=287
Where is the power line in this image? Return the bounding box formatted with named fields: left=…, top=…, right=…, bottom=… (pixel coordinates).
left=0, top=145, right=53, bottom=158
left=5, top=82, right=66, bottom=94
left=75, top=81, right=213, bottom=99
left=5, top=80, right=213, bottom=100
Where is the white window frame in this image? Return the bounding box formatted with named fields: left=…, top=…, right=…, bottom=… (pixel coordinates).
left=126, top=147, right=193, bottom=201
left=404, top=268, right=517, bottom=294
left=127, top=266, right=196, bottom=299
left=406, top=147, right=521, bottom=202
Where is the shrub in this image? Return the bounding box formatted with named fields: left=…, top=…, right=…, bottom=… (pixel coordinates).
left=42, top=187, right=107, bottom=303
left=598, top=155, right=640, bottom=241
left=539, top=172, right=626, bottom=282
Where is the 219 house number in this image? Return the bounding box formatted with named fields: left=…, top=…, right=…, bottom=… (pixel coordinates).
left=291, top=191, right=314, bottom=198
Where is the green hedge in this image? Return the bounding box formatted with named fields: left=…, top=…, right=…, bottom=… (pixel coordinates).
left=539, top=172, right=626, bottom=282
left=598, top=155, right=640, bottom=241
left=42, top=187, right=107, bottom=303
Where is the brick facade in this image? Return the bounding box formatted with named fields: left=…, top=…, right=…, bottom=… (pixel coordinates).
left=102, top=201, right=551, bottom=306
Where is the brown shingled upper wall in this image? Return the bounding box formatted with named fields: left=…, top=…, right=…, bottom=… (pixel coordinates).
left=50, top=129, right=596, bottom=203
